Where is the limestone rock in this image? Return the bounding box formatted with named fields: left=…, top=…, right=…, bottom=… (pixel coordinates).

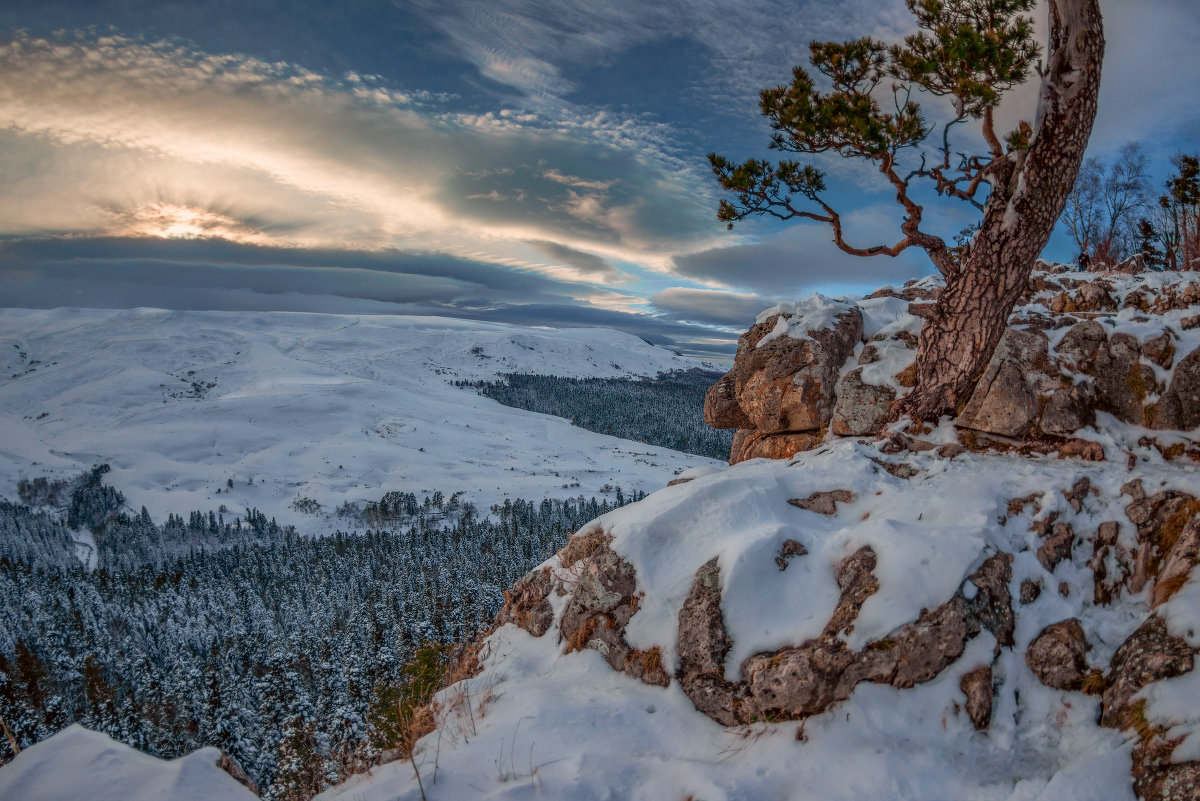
left=831, top=369, right=895, bottom=436
left=1155, top=348, right=1200, bottom=431
left=731, top=430, right=821, bottom=464
left=704, top=372, right=752, bottom=430
left=1101, top=616, right=1195, bottom=729
left=1094, top=333, right=1154, bottom=425
left=496, top=568, right=554, bottom=637
left=957, top=328, right=1051, bottom=438
left=724, top=306, right=863, bottom=435
left=788, top=490, right=855, bottom=516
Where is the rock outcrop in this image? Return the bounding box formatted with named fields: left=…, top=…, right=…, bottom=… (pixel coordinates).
left=705, top=266, right=1200, bottom=464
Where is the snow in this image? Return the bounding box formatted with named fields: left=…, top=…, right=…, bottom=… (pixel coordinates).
left=0, top=725, right=257, bottom=801
left=0, top=308, right=720, bottom=528
left=317, top=436, right=1197, bottom=801
left=755, top=294, right=857, bottom=347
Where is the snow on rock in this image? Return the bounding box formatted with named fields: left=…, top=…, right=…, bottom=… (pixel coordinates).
left=0, top=308, right=718, bottom=526
left=0, top=725, right=258, bottom=801
left=318, top=435, right=1200, bottom=801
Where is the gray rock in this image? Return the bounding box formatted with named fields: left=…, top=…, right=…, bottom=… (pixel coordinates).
left=1101, top=616, right=1195, bottom=729
left=831, top=368, right=895, bottom=436
left=957, top=328, right=1050, bottom=438
left=1055, top=320, right=1107, bottom=373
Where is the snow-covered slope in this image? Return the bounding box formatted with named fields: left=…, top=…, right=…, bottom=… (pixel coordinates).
left=0, top=725, right=257, bottom=801
left=0, top=308, right=717, bottom=524
left=318, top=438, right=1200, bottom=801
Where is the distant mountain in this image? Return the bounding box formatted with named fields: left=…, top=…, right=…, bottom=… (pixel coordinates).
left=0, top=308, right=720, bottom=526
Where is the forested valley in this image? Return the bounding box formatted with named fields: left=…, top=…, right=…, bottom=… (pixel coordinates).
left=0, top=465, right=643, bottom=798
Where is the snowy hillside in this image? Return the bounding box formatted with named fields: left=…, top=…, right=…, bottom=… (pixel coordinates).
left=0, top=725, right=258, bottom=801
left=0, top=308, right=717, bottom=524
left=318, top=438, right=1199, bottom=801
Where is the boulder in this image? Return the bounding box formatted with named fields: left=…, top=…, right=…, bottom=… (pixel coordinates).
left=724, top=305, right=863, bottom=435
left=957, top=328, right=1052, bottom=438
left=1094, top=333, right=1155, bottom=425
left=1154, top=348, right=1200, bottom=431
left=1056, top=320, right=1107, bottom=373
left=704, top=372, right=752, bottom=430
left=730, top=430, right=821, bottom=464
left=1026, top=618, right=1090, bottom=690
left=1100, top=616, right=1195, bottom=729
left=959, top=666, right=994, bottom=731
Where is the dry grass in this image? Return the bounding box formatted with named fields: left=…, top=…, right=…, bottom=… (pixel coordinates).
left=560, top=526, right=610, bottom=568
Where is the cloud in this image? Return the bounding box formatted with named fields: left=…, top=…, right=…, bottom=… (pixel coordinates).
left=0, top=236, right=737, bottom=354
left=649, top=288, right=770, bottom=329
left=672, top=207, right=933, bottom=296
left=0, top=31, right=721, bottom=281
left=523, top=240, right=622, bottom=282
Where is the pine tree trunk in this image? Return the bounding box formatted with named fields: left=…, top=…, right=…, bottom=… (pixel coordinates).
left=894, top=0, right=1105, bottom=422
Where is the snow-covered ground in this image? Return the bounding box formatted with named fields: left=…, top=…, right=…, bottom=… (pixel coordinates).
left=0, top=308, right=719, bottom=526
left=319, top=438, right=1200, bottom=801
left=0, top=725, right=257, bottom=801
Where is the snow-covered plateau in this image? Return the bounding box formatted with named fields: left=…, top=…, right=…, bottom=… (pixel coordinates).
left=0, top=308, right=719, bottom=526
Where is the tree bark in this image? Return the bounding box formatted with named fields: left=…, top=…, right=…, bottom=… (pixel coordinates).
left=894, top=0, right=1105, bottom=422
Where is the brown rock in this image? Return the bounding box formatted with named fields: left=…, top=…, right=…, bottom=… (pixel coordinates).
left=1154, top=513, right=1200, bottom=608
left=496, top=568, right=555, bottom=637
left=676, top=558, right=746, bottom=726
left=1037, top=521, right=1076, bottom=571
left=1026, top=618, right=1090, bottom=691
left=831, top=368, right=895, bottom=436
left=789, top=490, right=855, bottom=516
left=1132, top=754, right=1200, bottom=801
left=559, top=544, right=669, bottom=687
left=1142, top=332, right=1177, bottom=370
left=704, top=372, right=752, bottom=430
left=1094, top=333, right=1154, bottom=425
left=1055, top=320, right=1107, bottom=373
left=959, top=666, right=993, bottom=730
left=1020, top=579, right=1042, bottom=604
left=728, top=306, right=864, bottom=434
left=775, top=539, right=809, bottom=570
left=217, top=753, right=260, bottom=797
left=731, top=430, right=822, bottom=464
left=1041, top=384, right=1096, bottom=437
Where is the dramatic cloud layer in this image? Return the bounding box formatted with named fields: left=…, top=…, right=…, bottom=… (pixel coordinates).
left=0, top=0, right=1197, bottom=356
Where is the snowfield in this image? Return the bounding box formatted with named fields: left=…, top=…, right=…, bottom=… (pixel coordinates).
left=0, top=725, right=257, bottom=801
left=0, top=308, right=719, bottom=525
left=317, top=437, right=1200, bottom=801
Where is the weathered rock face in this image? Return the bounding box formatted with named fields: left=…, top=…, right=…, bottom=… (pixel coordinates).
left=705, top=305, right=862, bottom=463
left=831, top=369, right=894, bottom=436
left=959, top=666, right=994, bottom=731
left=1155, top=348, right=1200, bottom=432
left=956, top=328, right=1051, bottom=437
left=705, top=266, right=1200, bottom=463
left=675, top=550, right=1013, bottom=726
left=1100, top=616, right=1195, bottom=729
left=497, top=528, right=669, bottom=688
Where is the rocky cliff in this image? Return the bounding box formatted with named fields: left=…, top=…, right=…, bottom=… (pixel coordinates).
left=316, top=266, right=1200, bottom=801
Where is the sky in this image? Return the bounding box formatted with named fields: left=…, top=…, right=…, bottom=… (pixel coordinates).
left=1, top=0, right=1198, bottom=358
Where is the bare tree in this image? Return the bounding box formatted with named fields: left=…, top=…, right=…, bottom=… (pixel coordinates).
left=711, top=0, right=1105, bottom=421
left=1062, top=157, right=1104, bottom=259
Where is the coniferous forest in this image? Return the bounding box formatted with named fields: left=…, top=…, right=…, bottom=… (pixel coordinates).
left=0, top=466, right=643, bottom=798
left=462, top=369, right=734, bottom=460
